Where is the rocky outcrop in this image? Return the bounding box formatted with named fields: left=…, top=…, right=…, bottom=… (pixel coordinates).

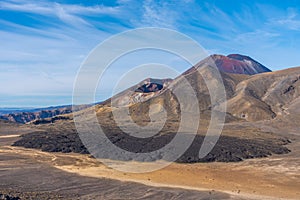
left=30, top=116, right=71, bottom=125
left=0, top=193, right=20, bottom=200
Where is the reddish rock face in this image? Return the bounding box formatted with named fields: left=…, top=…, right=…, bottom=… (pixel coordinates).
left=182, top=54, right=272, bottom=76
left=210, top=54, right=271, bottom=75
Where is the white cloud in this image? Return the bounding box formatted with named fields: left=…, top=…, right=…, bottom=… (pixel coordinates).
left=0, top=1, right=127, bottom=104
left=277, top=9, right=300, bottom=30
left=135, top=0, right=178, bottom=29
left=1, top=0, right=300, bottom=106
left=0, top=1, right=52, bottom=14
left=0, top=0, right=119, bottom=15
left=236, top=30, right=280, bottom=42
left=0, top=0, right=119, bottom=27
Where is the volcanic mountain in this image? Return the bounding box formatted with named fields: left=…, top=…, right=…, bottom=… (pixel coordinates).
left=215, top=54, right=271, bottom=75
left=13, top=53, right=297, bottom=163
left=122, top=64, right=299, bottom=122
left=184, top=54, right=271, bottom=75
left=1, top=54, right=270, bottom=124
left=2, top=53, right=295, bottom=126
left=5, top=53, right=300, bottom=200
left=100, top=53, right=281, bottom=122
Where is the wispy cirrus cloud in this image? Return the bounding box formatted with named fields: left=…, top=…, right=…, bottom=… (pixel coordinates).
left=276, top=9, right=300, bottom=30
left=235, top=30, right=280, bottom=44
left=0, top=0, right=120, bottom=28
left=0, top=0, right=119, bottom=15
left=140, top=0, right=178, bottom=29
left=1, top=0, right=300, bottom=107
left=0, top=0, right=122, bottom=106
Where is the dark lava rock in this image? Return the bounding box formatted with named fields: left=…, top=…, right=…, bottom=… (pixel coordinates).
left=13, top=129, right=290, bottom=163
left=135, top=82, right=164, bottom=93
left=13, top=131, right=89, bottom=154
left=31, top=116, right=70, bottom=125
left=176, top=136, right=290, bottom=163
left=0, top=190, right=67, bottom=200
left=0, top=193, right=20, bottom=200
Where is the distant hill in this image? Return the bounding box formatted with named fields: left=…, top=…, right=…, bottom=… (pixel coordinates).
left=0, top=104, right=92, bottom=124
left=0, top=105, right=74, bottom=115
left=0, top=107, right=35, bottom=115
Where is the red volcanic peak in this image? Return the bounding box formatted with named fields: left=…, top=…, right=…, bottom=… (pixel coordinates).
left=183, top=54, right=272, bottom=76
left=214, top=56, right=248, bottom=74
left=210, top=54, right=271, bottom=75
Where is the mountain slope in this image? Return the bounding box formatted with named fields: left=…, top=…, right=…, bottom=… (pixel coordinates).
left=225, top=66, right=300, bottom=121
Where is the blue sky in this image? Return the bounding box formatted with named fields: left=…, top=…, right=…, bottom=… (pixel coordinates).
left=1, top=0, right=300, bottom=107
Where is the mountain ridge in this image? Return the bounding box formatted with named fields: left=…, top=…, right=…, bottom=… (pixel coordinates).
left=1, top=54, right=296, bottom=124
left=10, top=53, right=298, bottom=164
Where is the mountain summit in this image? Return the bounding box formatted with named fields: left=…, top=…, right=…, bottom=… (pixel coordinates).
left=196, top=54, right=271, bottom=75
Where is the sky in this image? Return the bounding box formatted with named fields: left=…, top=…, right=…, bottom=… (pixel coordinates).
left=1, top=0, right=300, bottom=107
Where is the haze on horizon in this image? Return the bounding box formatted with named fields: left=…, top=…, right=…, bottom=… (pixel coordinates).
left=1, top=0, right=300, bottom=107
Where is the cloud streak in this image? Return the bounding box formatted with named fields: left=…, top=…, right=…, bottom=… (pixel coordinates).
left=1, top=0, right=300, bottom=107
left=0, top=0, right=120, bottom=29
left=0, top=0, right=119, bottom=15
left=276, top=9, right=300, bottom=30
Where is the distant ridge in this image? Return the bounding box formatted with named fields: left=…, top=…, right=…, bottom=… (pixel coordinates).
left=0, top=54, right=287, bottom=124
left=0, top=104, right=93, bottom=124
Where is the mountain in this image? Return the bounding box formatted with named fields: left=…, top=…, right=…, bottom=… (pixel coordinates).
left=100, top=54, right=297, bottom=122
left=0, top=104, right=92, bottom=124
left=216, top=54, right=271, bottom=74
left=13, top=54, right=296, bottom=163
left=184, top=54, right=271, bottom=75
left=98, top=54, right=276, bottom=122
left=0, top=54, right=270, bottom=124
left=0, top=105, right=72, bottom=115
left=0, top=107, right=36, bottom=115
